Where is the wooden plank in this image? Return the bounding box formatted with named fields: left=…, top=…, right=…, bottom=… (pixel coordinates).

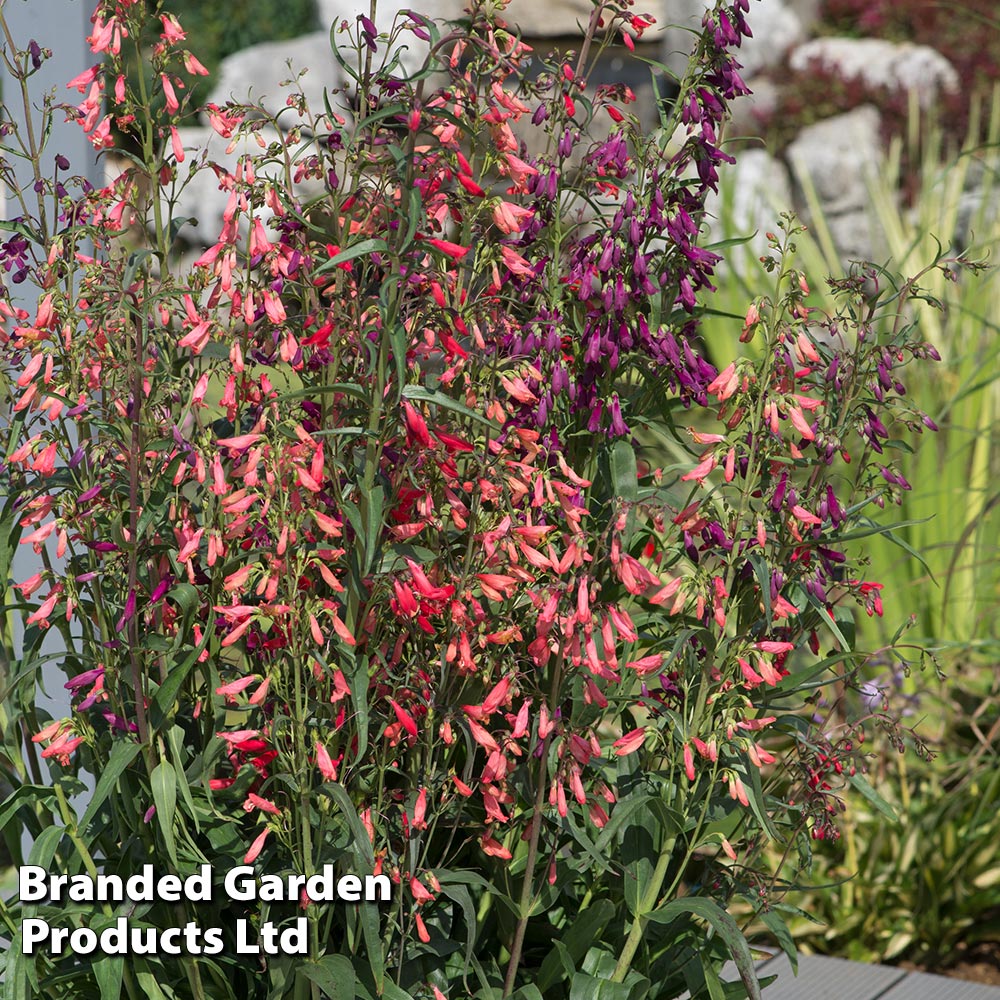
left=692, top=954, right=1000, bottom=999
left=880, top=971, right=1000, bottom=1000
left=752, top=953, right=908, bottom=999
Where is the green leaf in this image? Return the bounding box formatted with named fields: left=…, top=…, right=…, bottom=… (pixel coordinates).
left=437, top=880, right=478, bottom=973
left=380, top=981, right=415, bottom=1000
left=322, top=785, right=373, bottom=870
left=847, top=772, right=899, bottom=823
left=297, top=955, right=356, bottom=1000
left=4, top=938, right=30, bottom=1000
left=27, top=824, right=63, bottom=870
left=840, top=517, right=936, bottom=579
left=166, top=582, right=202, bottom=627
left=151, top=761, right=179, bottom=866
left=94, top=955, right=124, bottom=1000
left=743, top=763, right=780, bottom=840
left=621, top=800, right=659, bottom=916
left=758, top=908, right=798, bottom=975
left=166, top=727, right=200, bottom=834
left=746, top=552, right=772, bottom=625
left=134, top=970, right=169, bottom=1000
left=511, top=987, right=545, bottom=1000
left=402, top=384, right=493, bottom=426
left=569, top=972, right=632, bottom=1000
left=538, top=901, right=614, bottom=991
left=645, top=897, right=761, bottom=1000
left=611, top=439, right=639, bottom=503
left=803, top=590, right=850, bottom=651
left=123, top=248, right=156, bottom=291
left=0, top=785, right=56, bottom=835
left=400, top=188, right=421, bottom=253
left=279, top=382, right=367, bottom=402
left=316, top=238, right=390, bottom=272
left=362, top=485, right=384, bottom=577
left=321, top=785, right=382, bottom=991
left=538, top=940, right=577, bottom=993
left=80, top=741, right=142, bottom=834
left=150, top=624, right=212, bottom=730
left=169, top=216, right=197, bottom=245
left=347, top=650, right=369, bottom=767
left=699, top=954, right=726, bottom=1000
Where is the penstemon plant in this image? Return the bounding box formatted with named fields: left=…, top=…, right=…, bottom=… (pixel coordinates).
left=0, top=1, right=968, bottom=998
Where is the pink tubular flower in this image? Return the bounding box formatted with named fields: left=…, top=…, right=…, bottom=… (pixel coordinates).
left=170, top=126, right=185, bottom=163
left=492, top=200, right=533, bottom=234
left=706, top=362, right=738, bottom=401
left=215, top=676, right=256, bottom=702
left=183, top=52, right=210, bottom=76
left=26, top=586, right=62, bottom=627
left=66, top=64, right=100, bottom=93
left=161, top=74, right=180, bottom=114
left=88, top=14, right=122, bottom=55
left=481, top=832, right=512, bottom=859
left=787, top=405, right=815, bottom=440
left=681, top=451, right=717, bottom=484
left=159, top=13, right=186, bottom=43
left=501, top=152, right=538, bottom=192
left=612, top=727, right=646, bottom=756
left=425, top=238, right=470, bottom=261
left=410, top=876, right=434, bottom=904
left=244, top=827, right=270, bottom=864
left=683, top=743, right=696, bottom=781
left=89, top=117, right=114, bottom=150
left=388, top=699, right=419, bottom=740
left=500, top=245, right=534, bottom=278
left=316, top=741, right=339, bottom=781
left=402, top=401, right=432, bottom=448
left=244, top=793, right=281, bottom=816
left=411, top=787, right=428, bottom=830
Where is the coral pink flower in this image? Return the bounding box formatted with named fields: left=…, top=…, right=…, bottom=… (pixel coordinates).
left=612, top=728, right=646, bottom=756
left=244, top=827, right=270, bottom=864
left=316, top=742, right=339, bottom=781
left=159, top=13, right=186, bottom=43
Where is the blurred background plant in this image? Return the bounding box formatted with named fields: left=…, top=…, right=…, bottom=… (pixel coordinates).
left=760, top=646, right=1000, bottom=974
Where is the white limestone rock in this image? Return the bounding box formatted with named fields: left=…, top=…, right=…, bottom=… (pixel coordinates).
left=317, top=0, right=462, bottom=79
left=786, top=106, right=887, bottom=262
left=788, top=37, right=959, bottom=109
left=707, top=148, right=794, bottom=271
left=206, top=32, right=345, bottom=126
left=738, top=0, right=806, bottom=79
left=786, top=105, right=883, bottom=216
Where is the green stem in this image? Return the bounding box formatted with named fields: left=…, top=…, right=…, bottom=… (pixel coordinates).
left=502, top=654, right=562, bottom=997
left=611, top=833, right=677, bottom=982
left=53, top=782, right=141, bottom=1000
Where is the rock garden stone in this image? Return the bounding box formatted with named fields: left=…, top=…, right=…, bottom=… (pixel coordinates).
left=786, top=105, right=886, bottom=262
left=788, top=37, right=959, bottom=109
left=206, top=32, right=344, bottom=127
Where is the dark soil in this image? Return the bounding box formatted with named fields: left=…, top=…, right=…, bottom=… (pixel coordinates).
left=900, top=944, right=1000, bottom=986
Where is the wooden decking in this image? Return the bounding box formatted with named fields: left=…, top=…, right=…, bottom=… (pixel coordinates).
left=745, top=952, right=1000, bottom=999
